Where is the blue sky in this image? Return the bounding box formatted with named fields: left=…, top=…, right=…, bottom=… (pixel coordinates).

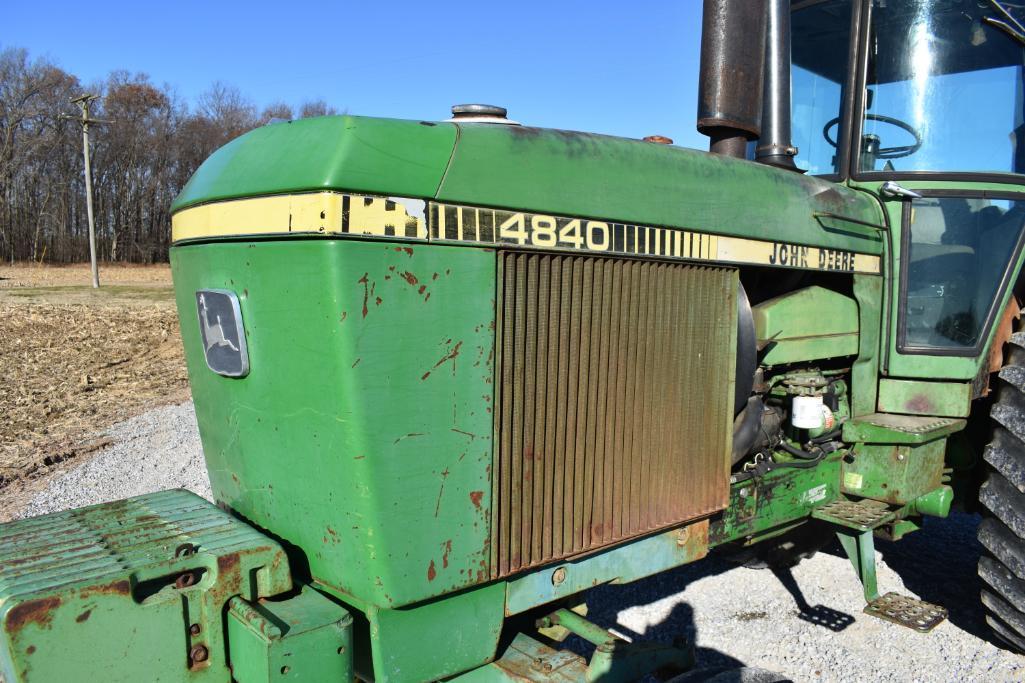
left=2, top=0, right=709, bottom=149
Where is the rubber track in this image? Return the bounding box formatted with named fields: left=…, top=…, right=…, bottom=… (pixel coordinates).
left=979, top=332, right=1025, bottom=651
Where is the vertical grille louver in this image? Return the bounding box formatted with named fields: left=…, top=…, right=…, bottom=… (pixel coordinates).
left=492, top=252, right=736, bottom=578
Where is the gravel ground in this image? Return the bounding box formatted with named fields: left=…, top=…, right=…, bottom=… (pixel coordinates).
left=18, top=402, right=210, bottom=518
left=16, top=402, right=1025, bottom=682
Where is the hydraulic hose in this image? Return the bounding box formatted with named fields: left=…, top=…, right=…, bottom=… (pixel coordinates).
left=809, top=428, right=842, bottom=445
left=731, top=437, right=837, bottom=483
left=732, top=396, right=765, bottom=465
left=779, top=440, right=821, bottom=460
left=732, top=449, right=827, bottom=483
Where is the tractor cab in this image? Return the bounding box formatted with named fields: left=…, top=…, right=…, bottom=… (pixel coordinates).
left=787, top=0, right=1025, bottom=368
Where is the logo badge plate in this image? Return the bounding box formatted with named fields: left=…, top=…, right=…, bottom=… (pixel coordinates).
left=195, top=290, right=249, bottom=377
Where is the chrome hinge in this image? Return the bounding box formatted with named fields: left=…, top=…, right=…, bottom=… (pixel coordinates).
left=879, top=181, right=922, bottom=200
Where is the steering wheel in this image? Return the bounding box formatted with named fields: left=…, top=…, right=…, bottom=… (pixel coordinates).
left=823, top=113, right=923, bottom=159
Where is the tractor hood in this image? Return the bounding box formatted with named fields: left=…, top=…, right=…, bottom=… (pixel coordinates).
left=172, top=114, right=884, bottom=256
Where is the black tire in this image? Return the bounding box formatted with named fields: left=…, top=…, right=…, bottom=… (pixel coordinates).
left=979, top=331, right=1025, bottom=652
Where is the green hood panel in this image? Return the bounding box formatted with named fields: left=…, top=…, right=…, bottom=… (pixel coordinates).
left=171, top=116, right=458, bottom=212
left=172, top=115, right=884, bottom=254
left=438, top=124, right=883, bottom=253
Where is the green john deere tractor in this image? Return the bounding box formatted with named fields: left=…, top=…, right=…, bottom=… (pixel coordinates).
left=3, top=0, right=1025, bottom=680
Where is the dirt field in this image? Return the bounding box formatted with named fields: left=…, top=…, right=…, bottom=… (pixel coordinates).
left=0, top=262, right=189, bottom=517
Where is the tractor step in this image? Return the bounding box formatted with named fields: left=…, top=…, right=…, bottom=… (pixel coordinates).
left=864, top=592, right=948, bottom=632
left=811, top=498, right=895, bottom=531
left=842, top=413, right=966, bottom=445
left=828, top=515, right=948, bottom=631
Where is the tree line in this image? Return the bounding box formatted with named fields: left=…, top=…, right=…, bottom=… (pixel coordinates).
left=0, top=46, right=339, bottom=265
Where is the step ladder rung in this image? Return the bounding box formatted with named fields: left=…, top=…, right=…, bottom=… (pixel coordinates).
left=812, top=498, right=895, bottom=531
left=865, top=592, right=948, bottom=632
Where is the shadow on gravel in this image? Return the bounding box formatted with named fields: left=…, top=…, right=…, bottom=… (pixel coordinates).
left=557, top=512, right=988, bottom=678
left=812, top=512, right=988, bottom=640
left=771, top=566, right=855, bottom=632
left=564, top=554, right=748, bottom=673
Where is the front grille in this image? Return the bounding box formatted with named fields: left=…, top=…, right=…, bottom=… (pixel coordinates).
left=492, top=251, right=736, bottom=578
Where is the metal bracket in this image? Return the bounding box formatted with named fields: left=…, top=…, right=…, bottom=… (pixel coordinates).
left=540, top=608, right=693, bottom=682
left=737, top=482, right=760, bottom=524
left=836, top=529, right=879, bottom=603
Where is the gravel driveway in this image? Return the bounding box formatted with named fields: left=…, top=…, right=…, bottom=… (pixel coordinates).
left=16, top=402, right=1025, bottom=682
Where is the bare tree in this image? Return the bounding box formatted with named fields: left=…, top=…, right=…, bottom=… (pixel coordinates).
left=198, top=81, right=257, bottom=143
left=298, top=99, right=338, bottom=119
left=260, top=101, right=294, bottom=123
left=0, top=46, right=345, bottom=264
left=0, top=48, right=80, bottom=263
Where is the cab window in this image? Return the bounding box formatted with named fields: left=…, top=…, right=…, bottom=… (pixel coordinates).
left=901, top=195, right=1025, bottom=351
left=861, top=0, right=1025, bottom=175
left=791, top=0, right=853, bottom=175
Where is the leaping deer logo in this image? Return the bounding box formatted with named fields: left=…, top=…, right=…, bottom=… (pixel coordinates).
left=198, top=293, right=240, bottom=353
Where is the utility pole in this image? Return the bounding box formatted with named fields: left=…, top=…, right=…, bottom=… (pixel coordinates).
left=63, top=94, right=108, bottom=288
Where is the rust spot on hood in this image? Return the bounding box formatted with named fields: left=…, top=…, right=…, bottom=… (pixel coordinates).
left=79, top=579, right=130, bottom=599
left=469, top=491, right=484, bottom=509
left=357, top=273, right=371, bottom=318
left=6, top=597, right=61, bottom=632
left=421, top=341, right=463, bottom=381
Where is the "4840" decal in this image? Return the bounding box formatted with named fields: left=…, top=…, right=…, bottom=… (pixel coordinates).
left=426, top=201, right=879, bottom=274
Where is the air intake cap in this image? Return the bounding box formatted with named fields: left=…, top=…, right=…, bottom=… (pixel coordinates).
left=447, top=104, right=520, bottom=125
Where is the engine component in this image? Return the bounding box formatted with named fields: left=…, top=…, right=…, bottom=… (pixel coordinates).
left=753, top=286, right=859, bottom=366
left=791, top=395, right=825, bottom=429
left=732, top=396, right=766, bottom=465
left=697, top=0, right=768, bottom=157
left=735, top=283, right=758, bottom=415
left=732, top=397, right=785, bottom=465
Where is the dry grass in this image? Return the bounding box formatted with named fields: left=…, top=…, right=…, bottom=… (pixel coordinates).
left=0, top=262, right=171, bottom=288
left=0, top=263, right=189, bottom=499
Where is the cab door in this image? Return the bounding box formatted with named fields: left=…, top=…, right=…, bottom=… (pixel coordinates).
left=843, top=0, right=1025, bottom=401
left=883, top=189, right=1025, bottom=383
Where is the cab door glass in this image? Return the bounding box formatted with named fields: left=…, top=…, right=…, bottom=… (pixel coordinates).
left=901, top=196, right=1025, bottom=351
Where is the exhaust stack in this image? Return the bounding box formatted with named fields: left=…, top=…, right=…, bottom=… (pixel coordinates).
left=756, top=0, right=799, bottom=170
left=697, top=0, right=768, bottom=158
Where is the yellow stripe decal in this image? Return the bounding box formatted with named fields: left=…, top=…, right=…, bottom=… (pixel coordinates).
left=172, top=192, right=880, bottom=274
left=171, top=192, right=427, bottom=243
